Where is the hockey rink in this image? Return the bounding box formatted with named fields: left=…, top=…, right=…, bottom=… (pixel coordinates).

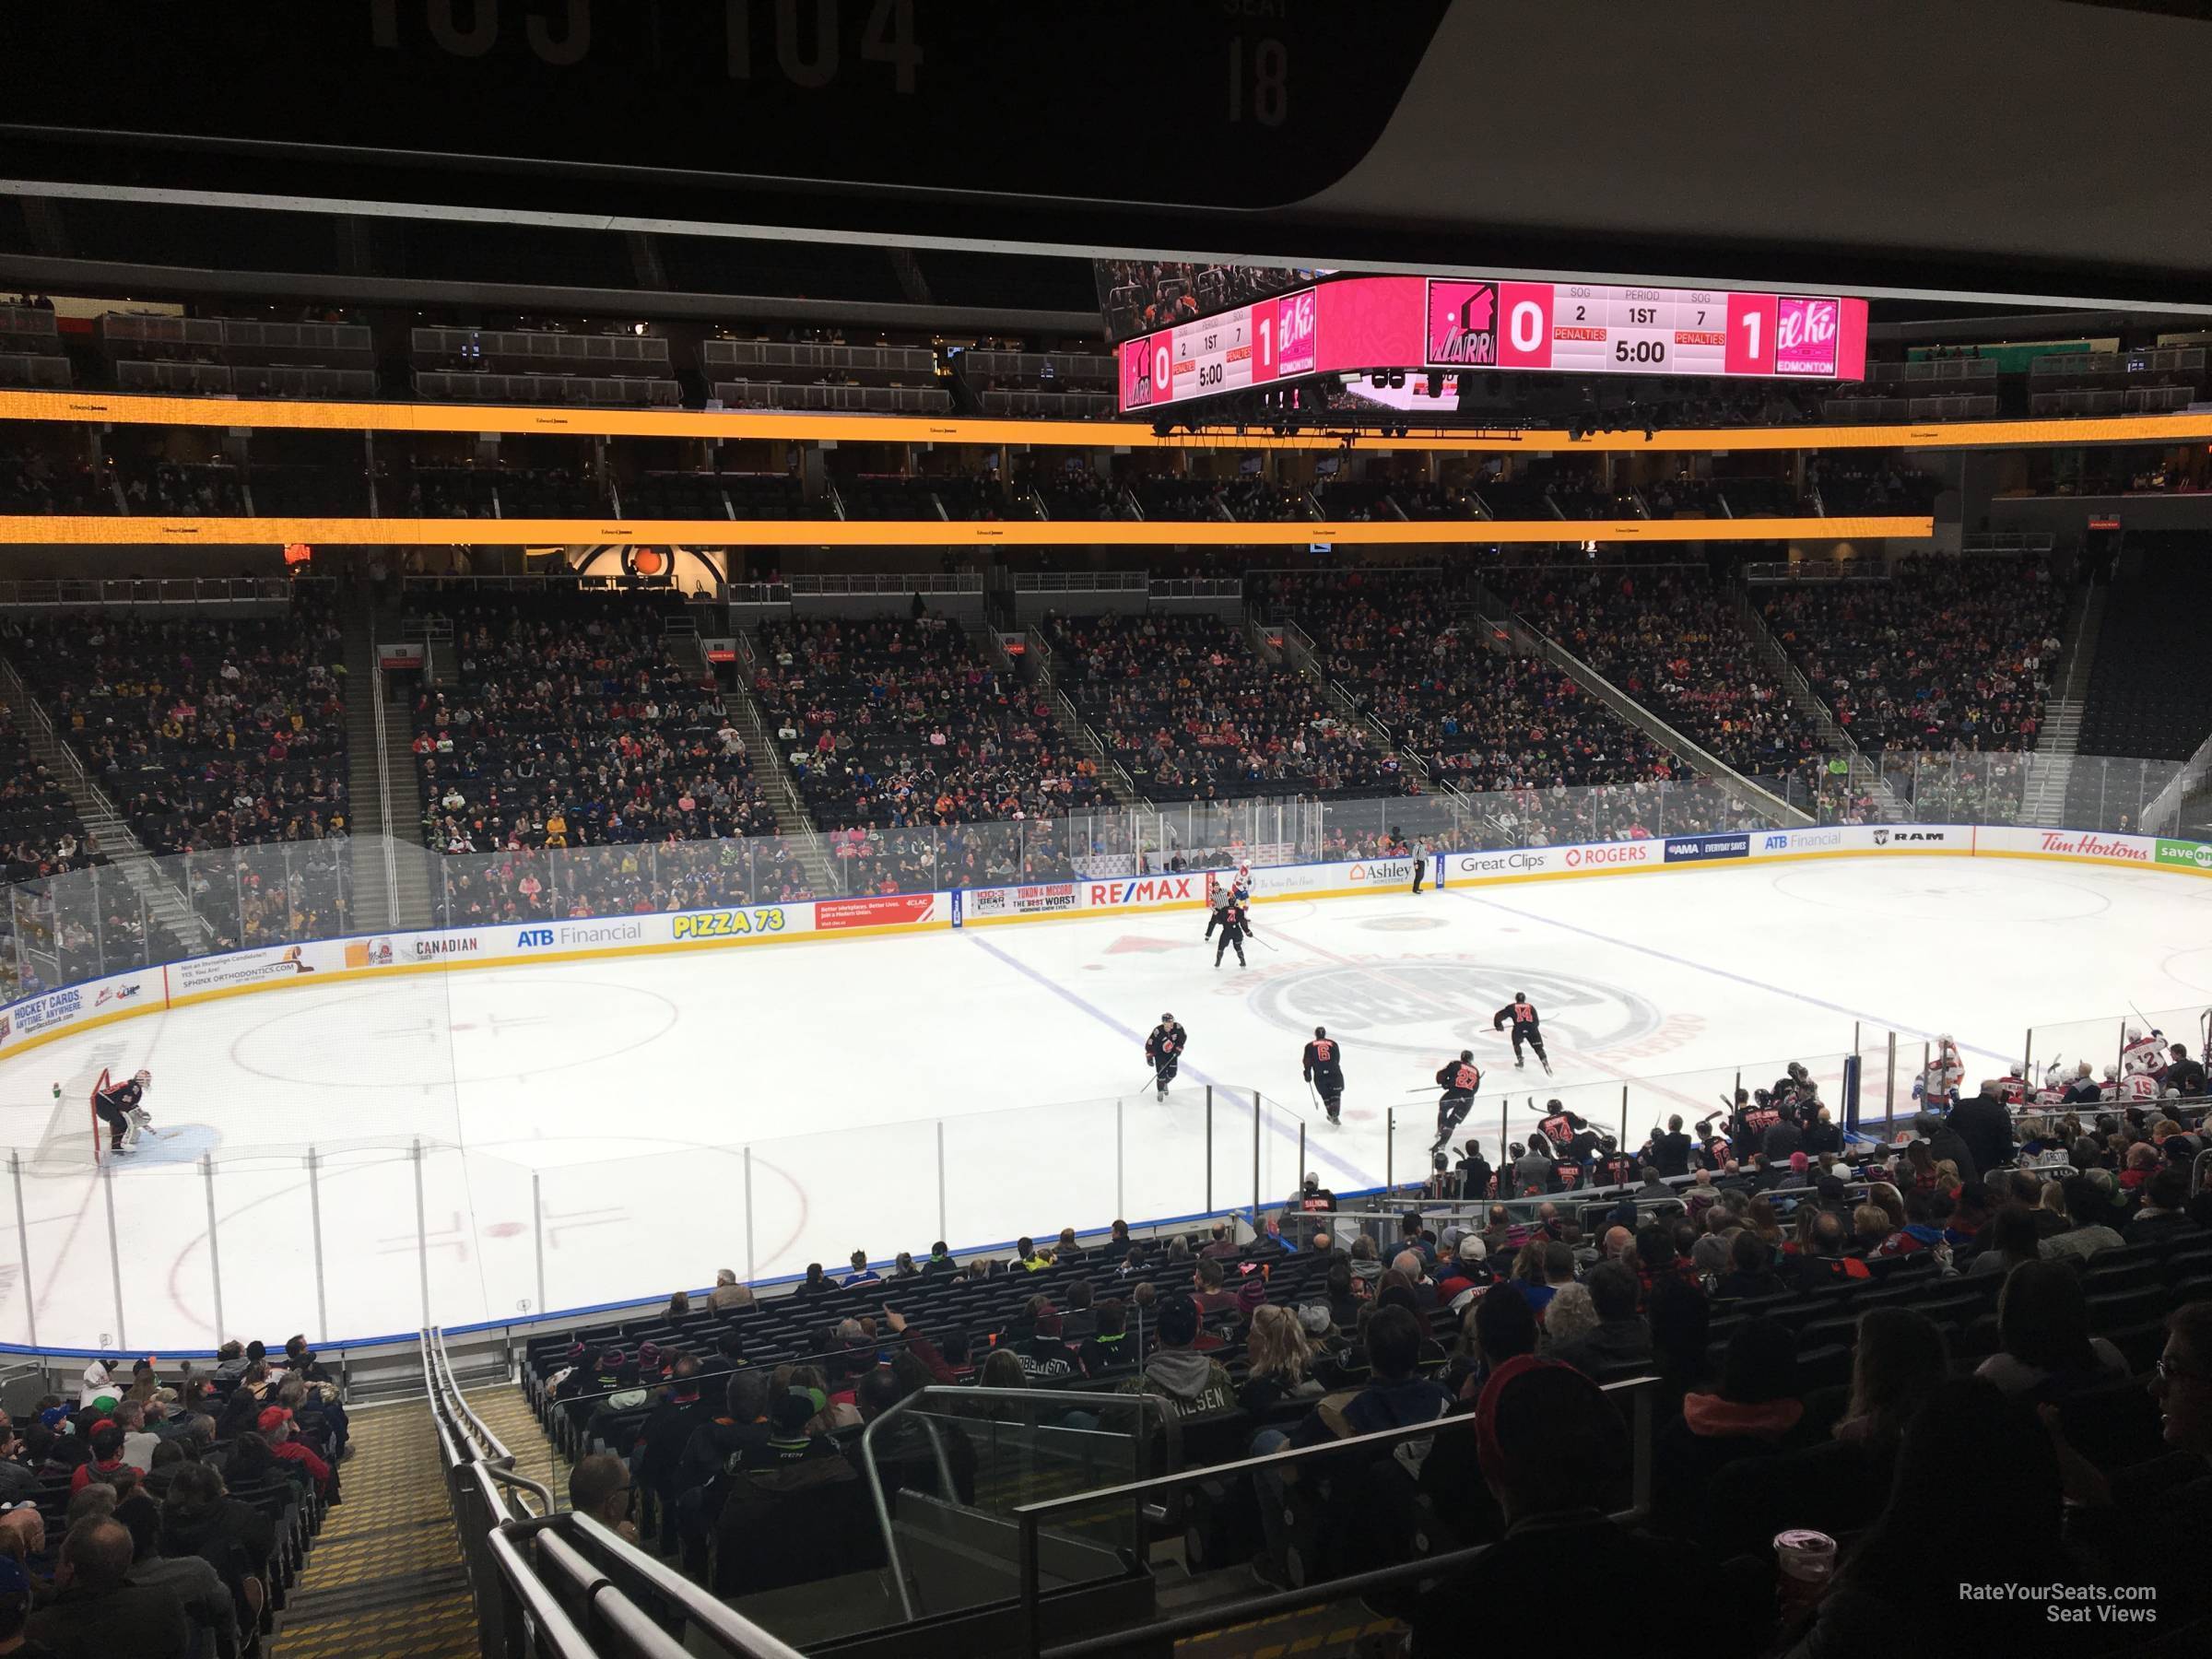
left=1, top=853, right=2206, bottom=1351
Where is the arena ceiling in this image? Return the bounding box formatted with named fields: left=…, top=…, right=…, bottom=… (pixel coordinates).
left=2, top=0, right=2208, bottom=317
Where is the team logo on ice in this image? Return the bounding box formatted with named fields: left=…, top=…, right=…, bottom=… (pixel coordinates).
left=1250, top=959, right=1662, bottom=1059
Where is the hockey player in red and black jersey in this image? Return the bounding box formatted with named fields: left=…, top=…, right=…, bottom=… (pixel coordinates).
left=1525, top=1130, right=1583, bottom=1193
left=1301, top=1027, right=1346, bottom=1124
left=1146, top=1014, right=1185, bottom=1102
left=1594, top=1136, right=1638, bottom=1189
left=1288, top=1171, right=1336, bottom=1216
left=93, top=1068, right=152, bottom=1154
left=1205, top=890, right=1252, bottom=968
left=1431, top=1050, right=1481, bottom=1152
left=1492, top=993, right=1551, bottom=1075
left=1535, top=1100, right=1599, bottom=1163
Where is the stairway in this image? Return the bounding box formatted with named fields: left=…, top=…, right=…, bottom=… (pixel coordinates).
left=272, top=1397, right=481, bottom=1659
left=337, top=592, right=435, bottom=930
left=723, top=646, right=838, bottom=893
left=1732, top=588, right=1902, bottom=818
left=2021, top=585, right=2101, bottom=828
left=1018, top=627, right=1147, bottom=810
left=2021, top=700, right=2082, bottom=827
left=0, top=653, right=211, bottom=954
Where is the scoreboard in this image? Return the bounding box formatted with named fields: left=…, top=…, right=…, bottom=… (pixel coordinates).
left=1120, top=275, right=1868, bottom=413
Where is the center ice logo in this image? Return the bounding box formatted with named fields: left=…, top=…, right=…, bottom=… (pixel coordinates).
left=1249, top=959, right=1662, bottom=1059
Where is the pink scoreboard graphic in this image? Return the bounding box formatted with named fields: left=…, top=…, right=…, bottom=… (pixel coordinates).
left=1121, top=275, right=1868, bottom=412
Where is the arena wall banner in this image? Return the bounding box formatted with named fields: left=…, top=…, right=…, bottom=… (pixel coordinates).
left=1975, top=826, right=2163, bottom=867
left=2156, top=838, right=2212, bottom=874
left=1663, top=832, right=1752, bottom=864
left=8, top=827, right=2212, bottom=1062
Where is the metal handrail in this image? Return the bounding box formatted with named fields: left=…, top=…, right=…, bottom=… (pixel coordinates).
left=429, top=1324, right=513, bottom=1467
left=858, top=1384, right=1180, bottom=1623
left=1500, top=608, right=1810, bottom=829
left=1014, top=1375, right=1656, bottom=1658
left=487, top=1524, right=606, bottom=1659
left=371, top=662, right=398, bottom=928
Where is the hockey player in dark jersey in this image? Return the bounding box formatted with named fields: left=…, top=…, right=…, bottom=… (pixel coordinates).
left=1535, top=1100, right=1594, bottom=1160
left=1301, top=1027, right=1346, bottom=1125
left=1594, top=1136, right=1638, bottom=1188
left=1431, top=1050, right=1481, bottom=1152
left=1205, top=891, right=1253, bottom=968
left=1145, top=1014, right=1186, bottom=1102
left=93, top=1068, right=152, bottom=1154
left=1288, top=1171, right=1336, bottom=1216
left=1492, top=993, right=1551, bottom=1075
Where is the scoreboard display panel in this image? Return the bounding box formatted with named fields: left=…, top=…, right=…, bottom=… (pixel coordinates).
left=1121, top=275, right=1867, bottom=413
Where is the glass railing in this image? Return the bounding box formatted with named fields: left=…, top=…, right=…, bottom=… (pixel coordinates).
left=4, top=754, right=2209, bottom=1350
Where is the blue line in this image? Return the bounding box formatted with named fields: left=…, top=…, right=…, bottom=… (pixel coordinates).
left=959, top=929, right=1376, bottom=1190
left=1439, top=883, right=2009, bottom=1069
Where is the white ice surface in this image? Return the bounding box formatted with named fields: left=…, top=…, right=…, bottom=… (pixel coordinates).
left=2, top=854, right=2206, bottom=1351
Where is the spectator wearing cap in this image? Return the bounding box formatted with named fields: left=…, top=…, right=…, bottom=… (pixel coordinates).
left=255, top=1408, right=332, bottom=1500
left=1406, top=1357, right=1753, bottom=1655
left=1118, top=1295, right=1233, bottom=1419
left=29, top=1517, right=192, bottom=1658
left=1435, top=1235, right=1488, bottom=1306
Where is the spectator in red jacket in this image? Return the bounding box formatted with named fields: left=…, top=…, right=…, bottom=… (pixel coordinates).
left=257, top=1408, right=332, bottom=1498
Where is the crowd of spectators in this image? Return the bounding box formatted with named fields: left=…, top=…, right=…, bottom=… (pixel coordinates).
left=2, top=595, right=352, bottom=952
left=1490, top=563, right=1830, bottom=789
left=525, top=1073, right=2212, bottom=1649
left=0, top=1338, right=351, bottom=1658
left=1760, top=554, right=2066, bottom=752
left=0, top=437, right=109, bottom=514
left=1254, top=568, right=1681, bottom=797
left=1041, top=611, right=1411, bottom=801
left=753, top=615, right=1105, bottom=856
left=410, top=588, right=794, bottom=916
left=1806, top=456, right=1943, bottom=514
left=1026, top=465, right=1138, bottom=522
left=117, top=460, right=245, bottom=517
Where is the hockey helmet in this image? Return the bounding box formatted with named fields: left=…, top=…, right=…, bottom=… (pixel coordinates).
left=1787, top=1061, right=1808, bottom=1082
left=1431, top=1152, right=1448, bottom=1172
left=134, top=1069, right=151, bottom=1089
left=2008, top=1061, right=2024, bottom=1077
left=1514, top=992, right=1529, bottom=1004
left=2127, top=1026, right=2144, bottom=1041
left=2104, top=1064, right=2120, bottom=1080
left=1313, top=1026, right=1327, bottom=1039
left=1547, top=1098, right=1563, bottom=1111
left=1459, top=1049, right=1474, bottom=1063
